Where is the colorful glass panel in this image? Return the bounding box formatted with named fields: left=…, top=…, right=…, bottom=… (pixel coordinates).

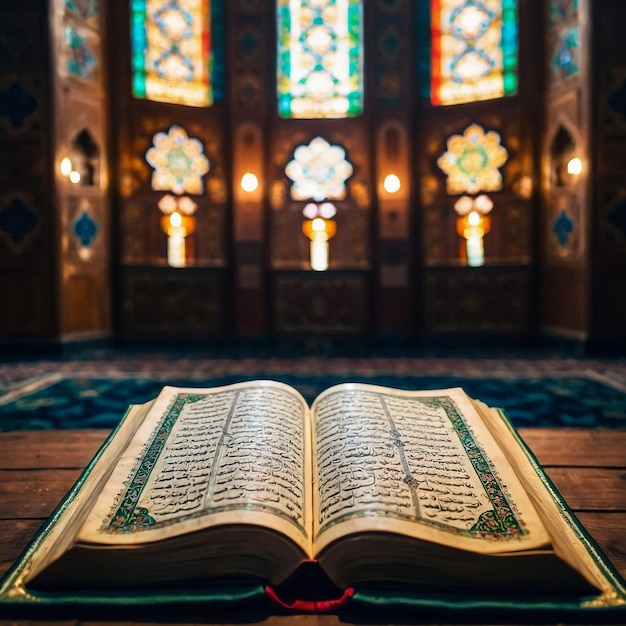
left=285, top=137, right=353, bottom=201
left=277, top=0, right=364, bottom=119
left=132, top=0, right=212, bottom=107
left=548, top=0, right=578, bottom=27
left=65, top=0, right=99, bottom=20
left=549, top=26, right=579, bottom=82
left=437, top=124, right=508, bottom=194
left=146, top=125, right=210, bottom=194
left=430, top=0, right=518, bottom=106
left=64, top=27, right=98, bottom=82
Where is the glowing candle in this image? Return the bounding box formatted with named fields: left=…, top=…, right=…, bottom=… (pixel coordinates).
left=466, top=233, right=485, bottom=267
left=167, top=212, right=186, bottom=267
left=464, top=212, right=485, bottom=266
left=310, top=219, right=329, bottom=271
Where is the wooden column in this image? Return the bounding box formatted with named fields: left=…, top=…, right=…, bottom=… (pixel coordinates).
left=226, top=1, right=271, bottom=336
left=50, top=0, right=111, bottom=340
left=369, top=0, right=413, bottom=334
left=540, top=0, right=591, bottom=339
left=0, top=0, right=111, bottom=344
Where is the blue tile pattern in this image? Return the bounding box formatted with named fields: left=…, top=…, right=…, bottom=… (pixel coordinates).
left=0, top=198, right=39, bottom=244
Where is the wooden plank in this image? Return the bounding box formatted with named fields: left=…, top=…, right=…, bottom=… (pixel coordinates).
left=576, top=512, right=626, bottom=580
left=543, top=468, right=626, bottom=511
left=0, top=428, right=623, bottom=471
left=0, top=430, right=109, bottom=470
left=0, top=519, right=45, bottom=564
left=0, top=469, right=82, bottom=519
left=519, top=428, right=626, bottom=467
left=1, top=428, right=624, bottom=472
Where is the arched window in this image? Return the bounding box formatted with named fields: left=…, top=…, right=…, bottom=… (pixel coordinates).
left=430, top=0, right=518, bottom=106
left=277, top=0, right=364, bottom=119
left=131, top=0, right=222, bottom=107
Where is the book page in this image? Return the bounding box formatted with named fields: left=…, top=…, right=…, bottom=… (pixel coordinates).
left=311, top=384, right=552, bottom=556
left=474, top=401, right=620, bottom=595
left=77, top=381, right=313, bottom=555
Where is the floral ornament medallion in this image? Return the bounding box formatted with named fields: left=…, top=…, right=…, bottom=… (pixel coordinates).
left=285, top=136, right=353, bottom=201
left=437, top=124, right=508, bottom=195
left=146, top=125, right=209, bottom=195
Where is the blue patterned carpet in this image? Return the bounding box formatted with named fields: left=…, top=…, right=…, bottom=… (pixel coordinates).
left=1, top=368, right=626, bottom=431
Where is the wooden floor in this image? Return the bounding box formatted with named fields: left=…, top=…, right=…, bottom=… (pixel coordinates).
left=0, top=428, right=625, bottom=625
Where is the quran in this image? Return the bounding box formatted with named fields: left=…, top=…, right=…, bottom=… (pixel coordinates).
left=2, top=381, right=626, bottom=619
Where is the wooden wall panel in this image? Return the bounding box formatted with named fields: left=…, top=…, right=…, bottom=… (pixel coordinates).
left=120, top=268, right=226, bottom=338
left=269, top=121, right=371, bottom=270
left=540, top=0, right=590, bottom=337
left=423, top=267, right=532, bottom=334
left=5, top=1, right=626, bottom=345
left=370, top=0, right=414, bottom=333
left=227, top=0, right=271, bottom=335
left=52, top=0, right=112, bottom=340
left=110, top=0, right=231, bottom=339
left=272, top=271, right=370, bottom=335
left=64, top=273, right=108, bottom=332
left=540, top=265, right=586, bottom=335
left=590, top=1, right=626, bottom=341
left=0, top=1, right=56, bottom=340
left=118, top=112, right=228, bottom=267
left=0, top=272, right=49, bottom=337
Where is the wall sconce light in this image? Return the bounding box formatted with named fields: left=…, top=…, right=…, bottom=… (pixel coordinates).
left=567, top=156, right=582, bottom=177
left=240, top=172, right=259, bottom=192
left=158, top=194, right=197, bottom=267
left=60, top=157, right=72, bottom=176
left=383, top=174, right=401, bottom=194
left=454, top=194, right=493, bottom=267
left=60, top=157, right=81, bottom=183
left=302, top=202, right=337, bottom=271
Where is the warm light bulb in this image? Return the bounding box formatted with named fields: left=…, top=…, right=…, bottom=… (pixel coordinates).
left=468, top=211, right=481, bottom=227
left=241, top=172, right=259, bottom=192
left=383, top=174, right=401, bottom=194
left=312, top=217, right=326, bottom=232
left=60, top=157, right=72, bottom=176
left=170, top=212, right=182, bottom=228
left=69, top=170, right=81, bottom=184
left=567, top=157, right=582, bottom=176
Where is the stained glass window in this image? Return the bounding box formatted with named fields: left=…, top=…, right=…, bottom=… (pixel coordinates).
left=430, top=0, right=518, bottom=106
left=132, top=0, right=215, bottom=107
left=63, top=27, right=98, bottom=83
left=146, top=125, right=210, bottom=194
left=437, top=124, right=508, bottom=194
left=285, top=137, right=353, bottom=200
left=549, top=26, right=579, bottom=82
left=548, top=0, right=578, bottom=27
left=277, top=0, right=364, bottom=119
left=65, top=0, right=99, bottom=20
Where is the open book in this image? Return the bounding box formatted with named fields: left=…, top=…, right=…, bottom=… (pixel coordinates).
left=2, top=381, right=626, bottom=617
